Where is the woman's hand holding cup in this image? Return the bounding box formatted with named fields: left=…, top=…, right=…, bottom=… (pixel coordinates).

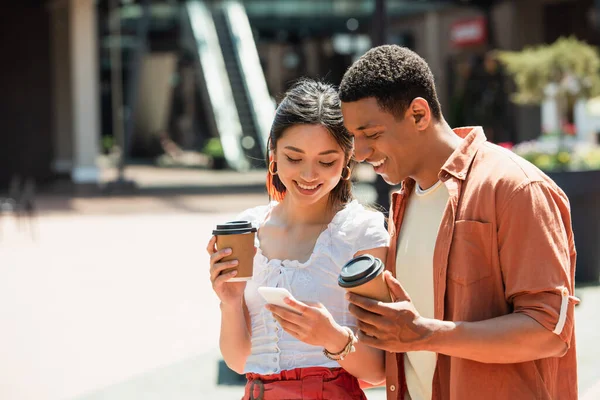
left=208, top=220, right=257, bottom=306
left=207, top=235, right=246, bottom=306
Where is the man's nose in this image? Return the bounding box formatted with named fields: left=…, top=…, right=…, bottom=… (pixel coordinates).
left=353, top=135, right=371, bottom=162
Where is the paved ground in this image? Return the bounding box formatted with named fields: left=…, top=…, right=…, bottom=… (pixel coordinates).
left=0, top=171, right=598, bottom=400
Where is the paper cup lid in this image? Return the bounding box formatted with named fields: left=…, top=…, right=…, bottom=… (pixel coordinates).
left=338, top=254, right=384, bottom=288
left=212, top=220, right=257, bottom=235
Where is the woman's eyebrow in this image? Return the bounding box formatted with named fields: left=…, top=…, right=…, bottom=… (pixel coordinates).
left=284, top=146, right=340, bottom=155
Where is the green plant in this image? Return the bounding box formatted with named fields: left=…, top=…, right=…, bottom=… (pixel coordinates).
left=202, top=137, right=224, bottom=158
left=497, top=36, right=600, bottom=171
left=497, top=36, right=600, bottom=105
left=102, top=135, right=114, bottom=153
left=510, top=137, right=600, bottom=172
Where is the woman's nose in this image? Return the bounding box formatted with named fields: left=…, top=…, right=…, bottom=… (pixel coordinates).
left=300, top=165, right=318, bottom=182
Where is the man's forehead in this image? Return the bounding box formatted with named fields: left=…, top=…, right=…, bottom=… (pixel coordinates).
left=354, top=121, right=381, bottom=130
left=342, top=113, right=384, bottom=131
left=342, top=98, right=382, bottom=115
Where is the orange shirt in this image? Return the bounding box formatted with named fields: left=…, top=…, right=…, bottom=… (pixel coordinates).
left=384, top=127, right=578, bottom=400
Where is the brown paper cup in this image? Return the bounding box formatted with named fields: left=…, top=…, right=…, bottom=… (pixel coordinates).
left=216, top=232, right=255, bottom=281
left=338, top=255, right=392, bottom=302
left=346, top=270, right=391, bottom=302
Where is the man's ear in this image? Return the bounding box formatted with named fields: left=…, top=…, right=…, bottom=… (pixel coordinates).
left=408, top=97, right=431, bottom=130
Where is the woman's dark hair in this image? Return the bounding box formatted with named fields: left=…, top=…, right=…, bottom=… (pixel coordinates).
left=266, top=79, right=354, bottom=206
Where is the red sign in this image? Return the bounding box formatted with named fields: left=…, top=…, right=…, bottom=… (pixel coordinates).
left=450, top=17, right=487, bottom=47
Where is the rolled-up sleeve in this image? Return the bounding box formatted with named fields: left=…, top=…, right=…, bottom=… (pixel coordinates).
left=497, top=180, right=579, bottom=344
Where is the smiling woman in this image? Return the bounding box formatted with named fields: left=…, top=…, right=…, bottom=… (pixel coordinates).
left=272, top=124, right=346, bottom=203
left=206, top=79, right=391, bottom=399
left=266, top=79, right=355, bottom=206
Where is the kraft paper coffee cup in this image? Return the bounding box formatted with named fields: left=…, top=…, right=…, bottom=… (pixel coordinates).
left=212, top=220, right=257, bottom=282
left=338, top=254, right=392, bottom=302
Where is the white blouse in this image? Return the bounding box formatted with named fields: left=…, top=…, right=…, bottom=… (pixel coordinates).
left=235, top=200, right=390, bottom=375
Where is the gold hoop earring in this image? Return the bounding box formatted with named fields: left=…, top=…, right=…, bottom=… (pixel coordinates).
left=268, top=160, right=278, bottom=175
left=341, top=166, right=351, bottom=181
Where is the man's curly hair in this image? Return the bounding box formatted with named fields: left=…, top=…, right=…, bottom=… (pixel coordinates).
left=339, top=45, right=442, bottom=120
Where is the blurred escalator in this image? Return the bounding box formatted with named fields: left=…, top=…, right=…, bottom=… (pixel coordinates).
left=182, top=0, right=273, bottom=171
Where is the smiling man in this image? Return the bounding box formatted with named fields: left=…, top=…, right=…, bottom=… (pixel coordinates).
left=339, top=45, right=579, bottom=400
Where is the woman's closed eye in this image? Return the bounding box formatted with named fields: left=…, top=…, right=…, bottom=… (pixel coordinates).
left=285, top=155, right=337, bottom=167
left=285, top=155, right=301, bottom=163
left=319, top=160, right=336, bottom=167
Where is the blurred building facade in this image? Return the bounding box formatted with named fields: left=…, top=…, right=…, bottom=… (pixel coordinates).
left=0, top=0, right=598, bottom=188
left=0, top=0, right=100, bottom=189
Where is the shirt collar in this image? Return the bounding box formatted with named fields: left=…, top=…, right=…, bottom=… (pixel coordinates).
left=392, top=126, right=487, bottom=201
left=439, top=126, right=487, bottom=181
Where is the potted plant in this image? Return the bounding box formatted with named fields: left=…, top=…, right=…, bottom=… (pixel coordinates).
left=202, top=137, right=228, bottom=170
left=497, top=36, right=600, bottom=283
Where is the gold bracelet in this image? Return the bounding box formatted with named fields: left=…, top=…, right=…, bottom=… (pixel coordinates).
left=323, top=327, right=357, bottom=361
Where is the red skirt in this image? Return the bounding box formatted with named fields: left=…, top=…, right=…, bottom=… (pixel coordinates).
left=242, top=366, right=368, bottom=400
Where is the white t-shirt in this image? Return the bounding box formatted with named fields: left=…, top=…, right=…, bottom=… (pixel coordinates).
left=395, top=181, right=449, bottom=400
left=236, top=200, right=389, bottom=375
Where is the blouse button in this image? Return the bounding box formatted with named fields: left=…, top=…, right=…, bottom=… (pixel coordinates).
left=389, top=385, right=396, bottom=392
left=272, top=357, right=277, bottom=363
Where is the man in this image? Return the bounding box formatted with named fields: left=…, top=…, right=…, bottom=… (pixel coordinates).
left=339, top=45, right=578, bottom=400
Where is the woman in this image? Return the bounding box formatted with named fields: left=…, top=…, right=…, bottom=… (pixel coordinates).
left=207, top=79, right=389, bottom=399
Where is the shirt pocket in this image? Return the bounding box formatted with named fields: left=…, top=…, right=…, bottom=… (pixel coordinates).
left=447, top=220, right=493, bottom=285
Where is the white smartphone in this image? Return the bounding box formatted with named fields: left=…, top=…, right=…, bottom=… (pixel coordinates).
left=257, top=286, right=301, bottom=314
